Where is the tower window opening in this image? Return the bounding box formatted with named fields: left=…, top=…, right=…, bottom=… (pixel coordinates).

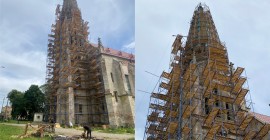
left=212, top=88, right=218, bottom=94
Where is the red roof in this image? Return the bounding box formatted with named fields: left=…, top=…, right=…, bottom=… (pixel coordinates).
left=90, top=43, right=135, bottom=61
left=252, top=112, right=270, bottom=124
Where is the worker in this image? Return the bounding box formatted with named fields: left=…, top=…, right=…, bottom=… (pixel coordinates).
left=48, top=117, right=55, bottom=133
left=83, top=125, right=91, bottom=139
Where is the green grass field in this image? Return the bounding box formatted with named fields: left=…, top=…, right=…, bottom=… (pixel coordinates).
left=0, top=124, right=51, bottom=140
left=92, top=127, right=135, bottom=134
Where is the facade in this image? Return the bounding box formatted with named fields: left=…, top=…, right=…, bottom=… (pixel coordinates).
left=0, top=106, right=12, bottom=120
left=144, top=3, right=270, bottom=140
left=45, top=0, right=134, bottom=127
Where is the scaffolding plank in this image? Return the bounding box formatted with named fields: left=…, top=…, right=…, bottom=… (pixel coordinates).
left=254, top=124, right=270, bottom=139
left=161, top=71, right=171, bottom=79
left=147, top=124, right=158, bottom=134
left=149, top=104, right=166, bottom=111
left=167, top=122, right=178, bottom=133
left=160, top=82, right=170, bottom=90
left=203, top=71, right=215, bottom=88
left=203, top=83, right=217, bottom=97
left=182, top=105, right=196, bottom=119
left=171, top=35, right=183, bottom=54
left=209, top=47, right=226, bottom=55
left=239, top=115, right=254, bottom=131
left=151, top=92, right=168, bottom=101
left=204, top=108, right=219, bottom=126
left=202, top=61, right=214, bottom=77
left=147, top=112, right=159, bottom=122
left=183, top=75, right=197, bottom=92
left=243, top=131, right=257, bottom=140
left=234, top=88, right=248, bottom=105
left=232, top=67, right=244, bottom=82
left=183, top=63, right=196, bottom=81
left=232, top=77, right=246, bottom=93
left=205, top=124, right=221, bottom=139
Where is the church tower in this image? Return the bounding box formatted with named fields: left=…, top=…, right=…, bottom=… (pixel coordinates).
left=144, top=3, right=269, bottom=139
left=46, top=0, right=109, bottom=126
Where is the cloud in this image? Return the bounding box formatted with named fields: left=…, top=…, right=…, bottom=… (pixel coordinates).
left=121, top=41, right=135, bottom=53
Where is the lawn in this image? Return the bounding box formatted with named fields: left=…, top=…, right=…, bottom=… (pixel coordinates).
left=3, top=119, right=30, bottom=124
left=92, top=127, right=135, bottom=134
left=0, top=124, right=51, bottom=140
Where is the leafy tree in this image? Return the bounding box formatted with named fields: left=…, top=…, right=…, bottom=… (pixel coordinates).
left=7, top=85, right=46, bottom=121
left=7, top=90, right=27, bottom=119
left=24, top=85, right=45, bottom=120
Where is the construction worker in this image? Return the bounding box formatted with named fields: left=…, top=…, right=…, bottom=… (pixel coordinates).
left=48, top=117, right=55, bottom=133
left=83, top=125, right=91, bottom=139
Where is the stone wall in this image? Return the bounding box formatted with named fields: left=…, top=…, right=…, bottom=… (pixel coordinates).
left=100, top=54, right=135, bottom=127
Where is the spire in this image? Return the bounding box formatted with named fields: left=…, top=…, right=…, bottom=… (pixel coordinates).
left=186, top=3, right=220, bottom=46
left=184, top=3, right=225, bottom=63
left=60, top=0, right=80, bottom=21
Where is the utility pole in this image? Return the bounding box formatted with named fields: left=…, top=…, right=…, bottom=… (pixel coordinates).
left=4, top=99, right=8, bottom=120
left=1, top=66, right=5, bottom=120
left=1, top=97, right=5, bottom=113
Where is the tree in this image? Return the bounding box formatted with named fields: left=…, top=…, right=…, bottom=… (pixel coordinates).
left=7, top=90, right=27, bottom=119
left=24, top=85, right=45, bottom=120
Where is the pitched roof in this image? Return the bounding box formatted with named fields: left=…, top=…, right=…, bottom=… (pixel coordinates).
left=90, top=43, right=135, bottom=61
left=252, top=112, right=270, bottom=124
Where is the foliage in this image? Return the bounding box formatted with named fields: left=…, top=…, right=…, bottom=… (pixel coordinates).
left=7, top=90, right=27, bottom=119
left=7, top=85, right=45, bottom=121
left=24, top=85, right=45, bottom=120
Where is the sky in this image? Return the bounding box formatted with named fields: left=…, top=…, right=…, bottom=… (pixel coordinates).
left=136, top=0, right=270, bottom=139
left=0, top=0, right=134, bottom=110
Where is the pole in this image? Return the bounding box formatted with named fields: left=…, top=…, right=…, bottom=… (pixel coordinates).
left=1, top=97, right=5, bottom=113
left=4, top=99, right=8, bottom=120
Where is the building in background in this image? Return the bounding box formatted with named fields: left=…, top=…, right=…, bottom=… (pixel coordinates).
left=144, top=3, right=270, bottom=140
left=45, top=0, right=134, bottom=127
left=0, top=106, right=12, bottom=120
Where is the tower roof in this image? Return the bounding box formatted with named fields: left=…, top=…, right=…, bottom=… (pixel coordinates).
left=60, top=0, right=80, bottom=21
left=183, top=3, right=227, bottom=66
left=186, top=3, right=220, bottom=47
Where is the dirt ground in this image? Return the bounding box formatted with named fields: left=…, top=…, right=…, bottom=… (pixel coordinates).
left=2, top=123, right=134, bottom=140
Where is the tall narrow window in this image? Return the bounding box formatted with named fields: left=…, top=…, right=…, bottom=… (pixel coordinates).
left=111, top=72, right=114, bottom=82
left=114, top=91, right=118, bottom=102
left=79, top=104, right=83, bottom=113
left=125, top=75, right=131, bottom=92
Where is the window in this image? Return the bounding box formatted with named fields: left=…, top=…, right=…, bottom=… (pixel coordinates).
left=212, top=88, right=218, bottom=94
left=111, top=73, right=114, bottom=82
left=219, top=127, right=227, bottom=137
left=114, top=91, right=118, bottom=102
left=227, top=111, right=234, bottom=121
left=205, top=98, right=209, bottom=115
left=37, top=116, right=40, bottom=119
left=79, top=104, right=83, bottom=113
left=215, top=100, right=220, bottom=107
left=125, top=75, right=131, bottom=92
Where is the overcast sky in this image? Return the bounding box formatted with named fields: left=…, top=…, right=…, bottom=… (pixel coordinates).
left=0, top=0, right=134, bottom=109
left=136, top=0, right=270, bottom=139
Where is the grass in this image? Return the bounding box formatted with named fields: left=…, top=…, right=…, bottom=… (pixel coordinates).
left=74, top=126, right=135, bottom=134
left=2, top=119, right=30, bottom=124
left=92, top=127, right=135, bottom=134
left=0, top=124, right=51, bottom=140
